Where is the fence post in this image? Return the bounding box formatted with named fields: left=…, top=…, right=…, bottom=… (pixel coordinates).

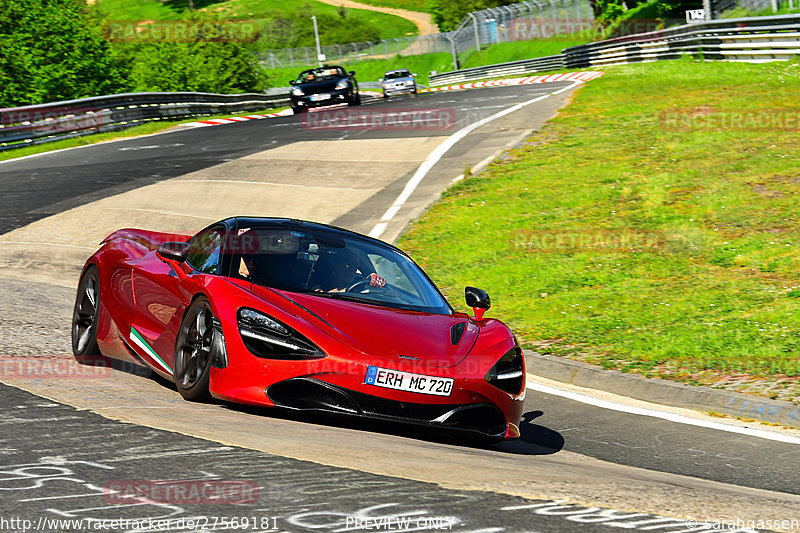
left=468, top=13, right=481, bottom=51
left=288, top=48, right=293, bottom=67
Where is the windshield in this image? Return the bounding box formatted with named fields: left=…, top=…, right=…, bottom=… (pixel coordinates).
left=232, top=226, right=451, bottom=314
left=297, top=67, right=345, bottom=83
left=385, top=71, right=411, bottom=79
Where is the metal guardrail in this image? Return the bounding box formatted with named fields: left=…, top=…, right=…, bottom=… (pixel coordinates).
left=0, top=92, right=290, bottom=151
left=563, top=13, right=800, bottom=67
left=428, top=55, right=564, bottom=86
left=429, top=13, right=800, bottom=86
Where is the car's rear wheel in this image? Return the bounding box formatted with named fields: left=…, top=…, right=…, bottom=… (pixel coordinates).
left=72, top=265, right=101, bottom=357
left=174, top=297, right=215, bottom=401
left=292, top=105, right=305, bottom=114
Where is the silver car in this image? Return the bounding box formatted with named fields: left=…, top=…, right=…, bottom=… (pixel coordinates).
left=381, top=69, right=417, bottom=98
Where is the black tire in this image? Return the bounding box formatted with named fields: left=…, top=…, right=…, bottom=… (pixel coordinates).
left=173, top=297, right=216, bottom=401
left=383, top=93, right=389, bottom=99
left=292, top=105, right=305, bottom=115
left=349, top=92, right=361, bottom=106
left=72, top=266, right=101, bottom=357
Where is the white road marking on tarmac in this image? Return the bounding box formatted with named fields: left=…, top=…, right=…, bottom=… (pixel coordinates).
left=526, top=376, right=800, bottom=445
left=368, top=81, right=581, bottom=239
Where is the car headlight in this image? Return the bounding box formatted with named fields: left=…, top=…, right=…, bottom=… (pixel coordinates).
left=237, top=308, right=324, bottom=360
left=406, top=80, right=414, bottom=85
left=335, top=79, right=349, bottom=90
left=291, top=87, right=304, bottom=96
left=485, top=347, right=525, bottom=394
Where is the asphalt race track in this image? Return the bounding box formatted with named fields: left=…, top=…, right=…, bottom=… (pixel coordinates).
left=1, top=83, right=799, bottom=533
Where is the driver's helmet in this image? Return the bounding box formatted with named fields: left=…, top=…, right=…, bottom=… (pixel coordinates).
left=306, top=72, right=316, bottom=82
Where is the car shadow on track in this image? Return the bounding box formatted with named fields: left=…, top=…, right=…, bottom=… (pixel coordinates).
left=223, top=403, right=565, bottom=455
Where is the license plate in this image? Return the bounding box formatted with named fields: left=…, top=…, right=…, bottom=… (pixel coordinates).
left=310, top=93, right=331, bottom=101
left=365, top=366, right=453, bottom=397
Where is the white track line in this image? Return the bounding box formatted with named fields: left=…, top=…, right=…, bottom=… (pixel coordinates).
left=368, top=80, right=581, bottom=239
left=526, top=377, right=800, bottom=445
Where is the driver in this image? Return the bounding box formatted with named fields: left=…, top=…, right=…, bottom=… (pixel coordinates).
left=315, top=248, right=385, bottom=293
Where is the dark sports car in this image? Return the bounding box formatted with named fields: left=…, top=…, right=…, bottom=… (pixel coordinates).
left=72, top=217, right=525, bottom=441
left=289, top=66, right=360, bottom=114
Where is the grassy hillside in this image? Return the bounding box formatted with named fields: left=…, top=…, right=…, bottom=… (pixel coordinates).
left=399, top=59, right=800, bottom=401
left=96, top=0, right=419, bottom=41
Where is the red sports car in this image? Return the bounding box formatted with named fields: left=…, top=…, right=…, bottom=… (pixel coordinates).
left=71, top=217, right=525, bottom=441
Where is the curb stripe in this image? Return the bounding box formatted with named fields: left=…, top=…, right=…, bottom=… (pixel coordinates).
left=420, top=71, right=602, bottom=94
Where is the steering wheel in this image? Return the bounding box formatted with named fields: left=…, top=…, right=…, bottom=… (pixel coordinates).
left=346, top=278, right=375, bottom=293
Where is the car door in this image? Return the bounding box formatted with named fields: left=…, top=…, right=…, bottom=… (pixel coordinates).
left=130, top=226, right=225, bottom=375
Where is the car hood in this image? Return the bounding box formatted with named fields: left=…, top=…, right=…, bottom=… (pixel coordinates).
left=386, top=77, right=413, bottom=83
left=297, top=79, right=344, bottom=93
left=252, top=286, right=478, bottom=368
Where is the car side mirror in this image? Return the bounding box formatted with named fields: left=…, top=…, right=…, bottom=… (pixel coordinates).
left=348, top=71, right=356, bottom=76
left=289, top=80, right=297, bottom=85
left=157, top=242, right=189, bottom=263
left=465, top=286, right=491, bottom=320
left=413, top=73, right=418, bottom=77
left=157, top=242, right=189, bottom=280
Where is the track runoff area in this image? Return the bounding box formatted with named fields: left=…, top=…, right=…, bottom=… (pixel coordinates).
left=0, top=74, right=799, bottom=533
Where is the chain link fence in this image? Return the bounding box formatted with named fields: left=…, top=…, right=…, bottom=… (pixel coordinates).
left=713, top=0, right=799, bottom=17
left=257, top=0, right=594, bottom=70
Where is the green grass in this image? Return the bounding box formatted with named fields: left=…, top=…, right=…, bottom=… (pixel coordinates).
left=0, top=106, right=287, bottom=162
left=96, top=0, right=418, bottom=40
left=399, top=59, right=800, bottom=395
left=459, top=39, right=589, bottom=68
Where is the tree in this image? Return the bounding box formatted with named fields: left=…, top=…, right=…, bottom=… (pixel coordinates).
left=0, top=0, right=125, bottom=107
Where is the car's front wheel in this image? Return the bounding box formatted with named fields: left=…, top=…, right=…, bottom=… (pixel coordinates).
left=173, top=297, right=216, bottom=401
left=72, top=265, right=101, bottom=357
